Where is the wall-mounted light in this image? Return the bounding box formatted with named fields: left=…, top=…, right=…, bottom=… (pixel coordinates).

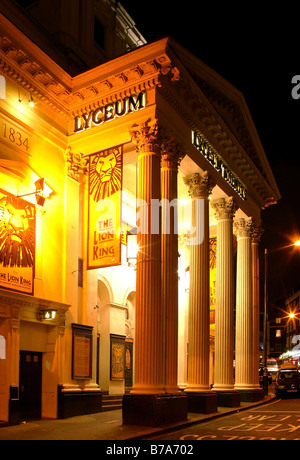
left=17, top=178, right=48, bottom=207
left=38, top=309, right=57, bottom=321
left=126, top=227, right=138, bottom=269
left=185, top=266, right=190, bottom=292
left=18, top=90, right=35, bottom=108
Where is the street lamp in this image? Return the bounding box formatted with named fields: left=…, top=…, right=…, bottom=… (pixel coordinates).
left=263, top=239, right=300, bottom=395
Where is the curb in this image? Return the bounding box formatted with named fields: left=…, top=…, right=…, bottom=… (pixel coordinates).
left=129, top=394, right=277, bottom=440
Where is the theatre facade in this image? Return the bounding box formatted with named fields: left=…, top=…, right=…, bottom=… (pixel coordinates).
left=0, top=9, right=280, bottom=426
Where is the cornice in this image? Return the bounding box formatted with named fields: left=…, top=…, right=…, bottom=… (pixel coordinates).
left=157, top=66, right=278, bottom=210
left=0, top=18, right=175, bottom=117
left=0, top=15, right=279, bottom=211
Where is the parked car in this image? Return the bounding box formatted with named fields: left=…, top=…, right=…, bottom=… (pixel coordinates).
left=275, top=366, right=300, bottom=398
left=259, top=367, right=273, bottom=386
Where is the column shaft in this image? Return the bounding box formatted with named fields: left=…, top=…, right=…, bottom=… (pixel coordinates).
left=184, top=172, right=215, bottom=392
left=212, top=197, right=237, bottom=391
left=252, top=225, right=263, bottom=387
left=234, top=218, right=259, bottom=390
left=130, top=120, right=164, bottom=395
left=161, top=143, right=184, bottom=394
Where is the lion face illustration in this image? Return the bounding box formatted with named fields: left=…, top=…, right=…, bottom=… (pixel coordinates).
left=89, top=148, right=122, bottom=202
left=0, top=196, right=35, bottom=268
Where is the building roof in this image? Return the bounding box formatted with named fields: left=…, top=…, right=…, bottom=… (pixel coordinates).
left=0, top=12, right=280, bottom=218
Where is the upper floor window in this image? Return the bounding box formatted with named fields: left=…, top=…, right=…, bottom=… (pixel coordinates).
left=0, top=335, right=6, bottom=360
left=94, top=16, right=106, bottom=50
left=14, top=0, right=36, bottom=8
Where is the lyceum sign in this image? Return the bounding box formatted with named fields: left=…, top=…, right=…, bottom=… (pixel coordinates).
left=74, top=91, right=147, bottom=133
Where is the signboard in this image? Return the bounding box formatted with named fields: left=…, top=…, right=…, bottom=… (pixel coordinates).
left=72, top=324, right=93, bottom=380
left=0, top=115, right=32, bottom=156
left=192, top=131, right=247, bottom=200
left=88, top=145, right=123, bottom=269
left=74, top=91, right=147, bottom=133
left=0, top=189, right=35, bottom=295
left=110, top=334, right=126, bottom=381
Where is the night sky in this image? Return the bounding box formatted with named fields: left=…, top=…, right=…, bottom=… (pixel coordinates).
left=121, top=1, right=300, bottom=305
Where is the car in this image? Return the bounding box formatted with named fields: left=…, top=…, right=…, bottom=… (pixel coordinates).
left=259, top=367, right=273, bottom=386
left=275, top=367, right=300, bottom=398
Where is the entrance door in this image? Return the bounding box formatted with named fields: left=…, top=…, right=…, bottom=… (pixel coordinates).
left=125, top=340, right=133, bottom=388
left=19, top=351, right=42, bottom=420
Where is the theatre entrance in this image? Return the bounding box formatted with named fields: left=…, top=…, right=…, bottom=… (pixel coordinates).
left=19, top=351, right=42, bottom=420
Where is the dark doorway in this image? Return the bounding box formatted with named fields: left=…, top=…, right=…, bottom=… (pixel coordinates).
left=125, top=340, right=133, bottom=389
left=19, top=351, right=42, bottom=420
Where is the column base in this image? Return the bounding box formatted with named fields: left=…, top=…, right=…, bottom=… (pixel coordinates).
left=184, top=391, right=218, bottom=414
left=122, top=393, right=188, bottom=427
left=57, top=385, right=102, bottom=419
left=215, top=390, right=241, bottom=407
left=235, top=388, right=265, bottom=402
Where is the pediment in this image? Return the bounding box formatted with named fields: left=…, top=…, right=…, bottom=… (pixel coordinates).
left=166, top=38, right=281, bottom=205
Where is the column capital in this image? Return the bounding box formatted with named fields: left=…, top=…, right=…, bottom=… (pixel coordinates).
left=251, top=223, right=264, bottom=243
left=130, top=118, right=161, bottom=154
left=65, top=147, right=88, bottom=181
left=184, top=171, right=215, bottom=199
left=211, top=196, right=238, bottom=221
left=161, top=136, right=185, bottom=170
left=234, top=217, right=253, bottom=238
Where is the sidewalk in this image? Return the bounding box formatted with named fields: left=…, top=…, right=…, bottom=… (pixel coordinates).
left=0, top=393, right=276, bottom=441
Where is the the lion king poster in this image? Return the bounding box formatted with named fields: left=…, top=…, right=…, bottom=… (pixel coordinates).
left=0, top=189, right=35, bottom=295
left=87, top=145, right=123, bottom=269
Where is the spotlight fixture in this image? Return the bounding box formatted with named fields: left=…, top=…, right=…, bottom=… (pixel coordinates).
left=126, top=227, right=138, bottom=269
left=38, top=309, right=57, bottom=321
left=17, top=178, right=47, bottom=207
left=18, top=90, right=35, bottom=108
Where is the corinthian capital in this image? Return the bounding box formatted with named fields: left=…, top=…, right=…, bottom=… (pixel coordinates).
left=234, top=217, right=253, bottom=238
left=184, top=171, right=215, bottom=199
left=211, top=197, right=238, bottom=221
left=251, top=223, right=264, bottom=243
left=161, top=135, right=185, bottom=170
left=129, top=118, right=161, bottom=154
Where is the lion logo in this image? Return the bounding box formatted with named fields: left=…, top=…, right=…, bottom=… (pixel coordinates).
left=0, top=196, right=35, bottom=268
left=89, top=148, right=122, bottom=202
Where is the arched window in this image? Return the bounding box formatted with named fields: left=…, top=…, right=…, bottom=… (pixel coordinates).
left=0, top=335, right=6, bottom=360
left=0, top=76, right=5, bottom=100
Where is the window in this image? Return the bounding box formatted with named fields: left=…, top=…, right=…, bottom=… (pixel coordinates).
left=0, top=335, right=6, bottom=359
left=78, top=258, right=83, bottom=287
left=14, top=0, right=36, bottom=8
left=276, top=317, right=281, bottom=324
left=94, top=17, right=105, bottom=49
left=0, top=76, right=5, bottom=100
left=276, top=329, right=281, bottom=338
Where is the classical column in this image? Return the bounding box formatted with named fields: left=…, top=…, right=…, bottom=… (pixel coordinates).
left=123, top=119, right=188, bottom=426
left=234, top=218, right=263, bottom=401
left=161, top=137, right=185, bottom=394
left=8, top=307, right=20, bottom=425
left=129, top=119, right=164, bottom=396
left=211, top=197, right=240, bottom=407
left=251, top=223, right=263, bottom=389
left=183, top=172, right=217, bottom=413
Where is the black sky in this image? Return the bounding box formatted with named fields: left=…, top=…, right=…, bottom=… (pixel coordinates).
left=121, top=0, right=300, bottom=303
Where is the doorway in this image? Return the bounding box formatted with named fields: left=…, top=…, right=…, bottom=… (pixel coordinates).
left=19, top=351, right=42, bottom=420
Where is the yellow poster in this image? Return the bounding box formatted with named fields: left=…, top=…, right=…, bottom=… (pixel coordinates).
left=0, top=190, right=35, bottom=295
left=88, top=145, right=123, bottom=269
left=210, top=237, right=217, bottom=336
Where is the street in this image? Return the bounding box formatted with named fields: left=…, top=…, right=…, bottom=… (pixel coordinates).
left=147, top=397, right=300, bottom=441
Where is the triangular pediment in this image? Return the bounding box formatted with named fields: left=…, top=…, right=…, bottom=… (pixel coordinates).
left=166, top=38, right=281, bottom=204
